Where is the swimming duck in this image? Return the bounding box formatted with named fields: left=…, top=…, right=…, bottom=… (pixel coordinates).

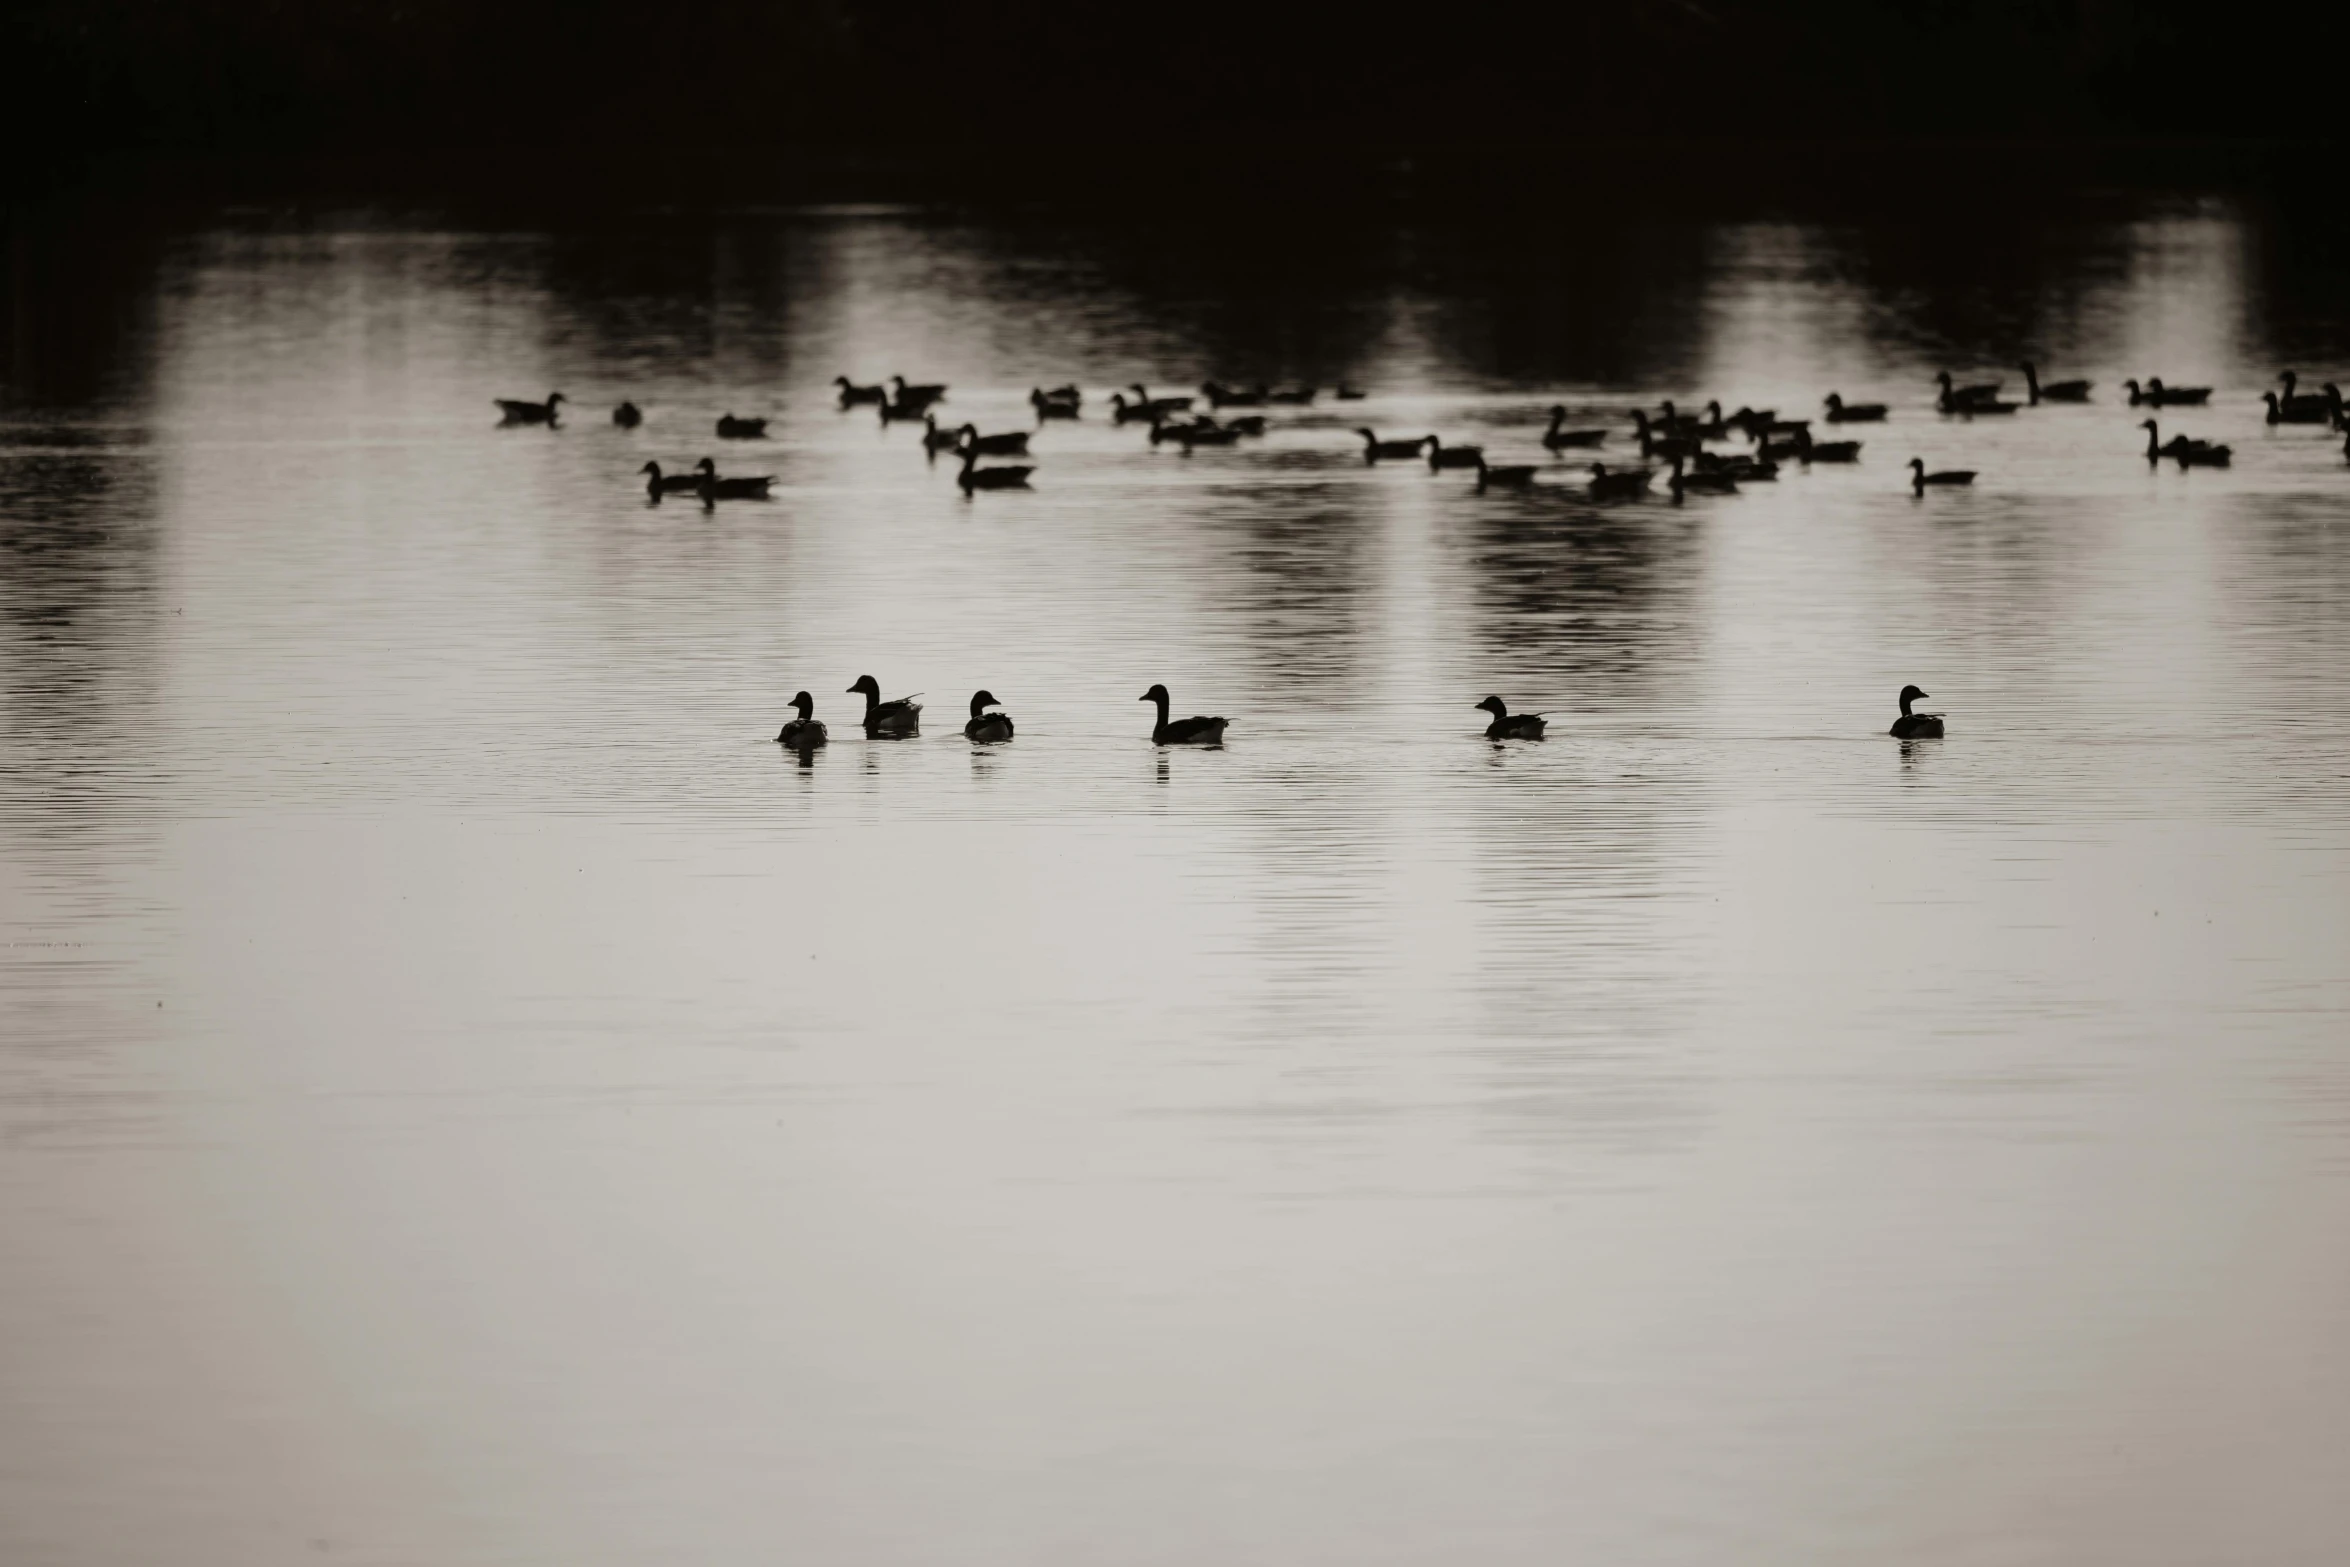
left=1693, top=449, right=1778, bottom=480
left=889, top=376, right=947, bottom=407
left=1628, top=411, right=1697, bottom=462
left=847, top=676, right=921, bottom=737
left=1176, top=423, right=1245, bottom=451
left=1033, top=398, right=1081, bottom=423
left=1126, top=384, right=1194, bottom=413
left=920, top=415, right=964, bottom=455
left=1140, top=684, right=1228, bottom=745
left=1889, top=685, right=1944, bottom=739
left=1823, top=392, right=1887, bottom=423
left=2129, top=377, right=2210, bottom=407
left=1335, top=385, right=1368, bottom=400
left=1474, top=457, right=1539, bottom=491
left=1358, top=430, right=1430, bottom=462
left=638, top=461, right=703, bottom=496
left=2261, top=391, right=2330, bottom=426
left=1667, top=455, right=1737, bottom=496
left=1587, top=463, right=1654, bottom=500
left=2277, top=372, right=2336, bottom=421
left=958, top=451, right=1035, bottom=492
left=1542, top=406, right=1609, bottom=450
left=877, top=399, right=930, bottom=426
left=776, top=691, right=828, bottom=748
left=1754, top=428, right=1805, bottom=461
left=1649, top=400, right=1704, bottom=435
left=958, top=424, right=1032, bottom=457
left=834, top=377, right=887, bottom=407
left=495, top=392, right=564, bottom=424
left=1267, top=386, right=1317, bottom=405
left=1029, top=386, right=1083, bottom=419
left=2139, top=419, right=2218, bottom=462
left=612, top=401, right=643, bottom=428
left=692, top=458, right=775, bottom=498
left=1220, top=415, right=1269, bottom=437
left=2174, top=441, right=2232, bottom=468
left=1794, top=429, right=1861, bottom=462
left=1933, top=372, right=2003, bottom=408
left=1908, top=458, right=1976, bottom=492
left=716, top=414, right=768, bottom=439
left=1110, top=392, right=1191, bottom=424
left=1427, top=438, right=1484, bottom=471
left=1201, top=381, right=1268, bottom=408
left=1475, top=696, right=1546, bottom=740
left=2020, top=362, right=2091, bottom=403
left=964, top=690, right=1015, bottom=742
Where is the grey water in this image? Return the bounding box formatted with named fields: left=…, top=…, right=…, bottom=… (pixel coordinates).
left=3, top=198, right=2348, bottom=1567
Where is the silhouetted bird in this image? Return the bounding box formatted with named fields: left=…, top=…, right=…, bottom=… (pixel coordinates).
left=495, top=392, right=564, bottom=424
left=776, top=692, right=827, bottom=748
left=847, top=676, right=921, bottom=738
left=1889, top=685, right=1945, bottom=739
left=1475, top=697, right=1546, bottom=740
left=1140, top=684, right=1227, bottom=745
left=964, top=691, right=1015, bottom=743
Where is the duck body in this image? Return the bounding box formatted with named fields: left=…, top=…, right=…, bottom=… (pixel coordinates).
left=1335, top=385, right=1368, bottom=400
left=877, top=399, right=930, bottom=425
left=2021, top=362, right=2091, bottom=403
left=2128, top=377, right=2210, bottom=407
left=835, top=377, right=887, bottom=407
left=1908, top=458, right=1975, bottom=492
left=1201, top=381, right=1268, bottom=408
left=1587, top=463, right=1654, bottom=500
left=1474, top=457, right=1539, bottom=490
left=958, top=452, right=1035, bottom=492
left=1266, top=386, right=1317, bottom=405
left=495, top=392, right=565, bottom=424
left=1427, top=439, right=1484, bottom=471
left=890, top=376, right=947, bottom=408
left=958, top=424, right=1032, bottom=457
left=920, top=415, right=965, bottom=455
left=639, top=461, right=702, bottom=497
left=2262, top=392, right=2330, bottom=426
left=1823, top=393, right=1887, bottom=423
left=1475, top=696, right=1545, bottom=740
left=1795, top=430, right=1861, bottom=462
left=2276, top=372, right=2336, bottom=421
left=1140, top=684, right=1227, bottom=745
left=964, top=690, right=1015, bottom=742
left=716, top=414, right=769, bottom=439
left=1933, top=372, right=2003, bottom=409
left=776, top=691, right=829, bottom=748
left=2140, top=419, right=2227, bottom=465
left=693, top=458, right=775, bottom=499
left=1668, top=456, right=1737, bottom=496
left=613, top=401, right=643, bottom=427
left=1125, top=385, right=1193, bottom=413
left=1110, top=393, right=1191, bottom=424
left=848, top=676, right=921, bottom=738
left=1358, top=429, right=1430, bottom=462
left=1889, top=684, right=1945, bottom=739
left=1542, top=406, right=1609, bottom=449
left=1030, top=387, right=1083, bottom=420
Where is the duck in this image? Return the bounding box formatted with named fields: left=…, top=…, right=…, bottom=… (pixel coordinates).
left=2277, top=371, right=2335, bottom=415
left=1475, top=696, right=1546, bottom=739
left=612, top=401, right=643, bottom=428
left=1359, top=429, right=1430, bottom=462
left=1201, top=381, right=1268, bottom=408
left=834, top=377, right=887, bottom=407
left=1220, top=415, right=1268, bottom=437
left=1126, top=384, right=1194, bottom=413
left=494, top=392, right=564, bottom=424
left=1908, top=457, right=1975, bottom=492
left=1176, top=423, right=1245, bottom=451
left=2261, top=391, right=2331, bottom=426
left=958, top=424, right=1032, bottom=457
left=920, top=415, right=965, bottom=456
left=1628, top=411, right=1697, bottom=462
left=1794, top=429, right=1861, bottom=462
left=1694, top=449, right=1777, bottom=480
left=1474, top=457, right=1539, bottom=491
left=1587, top=463, right=1654, bottom=500
left=1667, top=455, right=1737, bottom=497
left=1267, top=386, right=1317, bottom=405
left=889, top=376, right=947, bottom=407
left=847, top=676, right=921, bottom=738
left=2174, top=441, right=2232, bottom=468
left=775, top=691, right=828, bottom=749
left=1029, top=386, right=1082, bottom=419
left=1889, top=685, right=1944, bottom=739
left=1541, top=406, right=1609, bottom=450
left=1110, top=392, right=1191, bottom=424
left=958, top=451, right=1035, bottom=492
left=1140, top=684, right=1228, bottom=745
left=1335, top=385, right=1368, bottom=400
left=692, top=458, right=775, bottom=498
left=2129, top=377, right=2210, bottom=406
left=2020, top=362, right=2091, bottom=403
left=876, top=399, right=929, bottom=426
left=2139, top=419, right=2223, bottom=463
left=638, top=461, right=703, bottom=497
left=1649, top=400, right=1703, bottom=435
left=1754, top=428, right=1805, bottom=461
left=1936, top=374, right=2018, bottom=415
left=716, top=413, right=768, bottom=439
left=1033, top=397, right=1082, bottom=423
left=1933, top=372, right=2003, bottom=408
left=1822, top=392, right=1887, bottom=423
left=963, top=690, right=1015, bottom=742
left=1426, top=438, right=1484, bottom=471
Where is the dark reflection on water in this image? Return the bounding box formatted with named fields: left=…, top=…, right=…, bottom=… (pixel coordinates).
left=3, top=192, right=2349, bottom=1567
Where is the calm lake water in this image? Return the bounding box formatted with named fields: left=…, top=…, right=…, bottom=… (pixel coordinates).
left=3, top=195, right=2348, bottom=1566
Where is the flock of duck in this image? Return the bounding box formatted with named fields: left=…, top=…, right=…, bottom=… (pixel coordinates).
left=496, top=362, right=2349, bottom=507
left=490, top=361, right=2343, bottom=748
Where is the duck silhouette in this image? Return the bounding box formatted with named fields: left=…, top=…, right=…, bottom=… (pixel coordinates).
left=1889, top=685, right=1945, bottom=739
left=964, top=690, right=1015, bottom=743
left=775, top=691, right=827, bottom=748
left=1475, top=696, right=1546, bottom=740
left=1140, top=684, right=1227, bottom=745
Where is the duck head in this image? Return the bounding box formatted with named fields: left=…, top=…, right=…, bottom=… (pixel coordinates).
left=546, top=392, right=566, bottom=410
left=2279, top=370, right=2299, bottom=396
left=639, top=461, right=662, bottom=478
left=1934, top=372, right=1953, bottom=390
left=694, top=457, right=717, bottom=474
left=1906, top=458, right=1925, bottom=474
left=788, top=690, right=815, bottom=719
left=1139, top=683, right=1171, bottom=709
left=1824, top=393, right=1843, bottom=409
left=969, top=690, right=1000, bottom=718
left=1897, top=684, right=1930, bottom=715
left=2123, top=379, right=2142, bottom=400
left=847, top=675, right=882, bottom=701
left=1475, top=696, right=1509, bottom=719
left=1705, top=400, right=1723, bottom=422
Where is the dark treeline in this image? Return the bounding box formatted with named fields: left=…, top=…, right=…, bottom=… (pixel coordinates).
left=8, top=0, right=2345, bottom=173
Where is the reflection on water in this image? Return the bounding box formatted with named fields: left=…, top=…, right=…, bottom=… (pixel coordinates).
left=2, top=197, right=2348, bottom=1567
